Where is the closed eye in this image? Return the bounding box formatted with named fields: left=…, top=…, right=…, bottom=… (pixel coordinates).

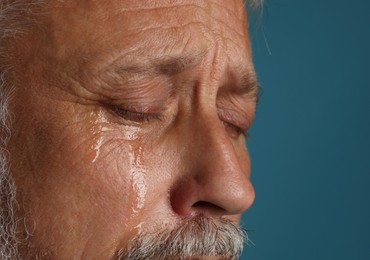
left=222, top=121, right=249, bottom=139
left=112, top=106, right=162, bottom=123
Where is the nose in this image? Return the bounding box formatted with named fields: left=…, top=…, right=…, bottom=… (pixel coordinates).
left=170, top=116, right=255, bottom=218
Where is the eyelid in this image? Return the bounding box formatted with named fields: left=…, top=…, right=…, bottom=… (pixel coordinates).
left=217, top=108, right=251, bottom=139
left=222, top=121, right=249, bottom=139
left=217, top=109, right=249, bottom=130
left=112, top=106, right=162, bottom=123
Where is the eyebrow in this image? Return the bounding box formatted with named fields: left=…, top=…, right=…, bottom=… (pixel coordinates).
left=109, top=52, right=206, bottom=78
left=107, top=53, right=259, bottom=102
left=156, top=53, right=205, bottom=75
left=238, top=69, right=260, bottom=104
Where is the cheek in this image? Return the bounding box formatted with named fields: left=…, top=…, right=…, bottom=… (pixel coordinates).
left=12, top=103, right=158, bottom=249
left=46, top=123, right=147, bottom=222
left=90, top=129, right=151, bottom=218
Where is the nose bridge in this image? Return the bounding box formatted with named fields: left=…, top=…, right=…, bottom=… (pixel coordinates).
left=170, top=112, right=255, bottom=217
left=192, top=114, right=250, bottom=190
left=193, top=116, right=242, bottom=179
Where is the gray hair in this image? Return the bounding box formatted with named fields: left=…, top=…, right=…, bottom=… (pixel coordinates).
left=0, top=72, right=18, bottom=259
left=0, top=1, right=46, bottom=258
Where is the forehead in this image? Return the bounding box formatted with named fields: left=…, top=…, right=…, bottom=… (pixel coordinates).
left=43, top=0, right=251, bottom=63
left=49, top=0, right=249, bottom=24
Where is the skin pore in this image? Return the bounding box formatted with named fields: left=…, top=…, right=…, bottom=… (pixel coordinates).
left=4, top=0, right=258, bottom=259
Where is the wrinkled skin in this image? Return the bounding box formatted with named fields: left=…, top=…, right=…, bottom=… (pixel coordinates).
left=7, top=0, right=257, bottom=258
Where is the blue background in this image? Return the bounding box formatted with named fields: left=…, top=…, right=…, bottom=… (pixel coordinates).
left=241, top=0, right=370, bottom=259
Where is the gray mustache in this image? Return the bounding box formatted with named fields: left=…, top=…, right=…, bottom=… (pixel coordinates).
left=115, top=215, right=248, bottom=260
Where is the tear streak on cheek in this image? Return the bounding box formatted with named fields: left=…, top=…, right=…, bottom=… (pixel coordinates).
left=128, top=144, right=148, bottom=217
left=89, top=110, right=141, bottom=163
left=91, top=133, right=104, bottom=163
left=90, top=126, right=142, bottom=164
left=88, top=110, right=148, bottom=216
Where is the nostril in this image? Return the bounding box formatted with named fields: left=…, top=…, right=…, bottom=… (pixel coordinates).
left=192, top=201, right=226, bottom=215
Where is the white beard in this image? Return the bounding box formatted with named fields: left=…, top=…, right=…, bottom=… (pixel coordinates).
left=0, top=81, right=19, bottom=259
left=0, top=149, right=18, bottom=259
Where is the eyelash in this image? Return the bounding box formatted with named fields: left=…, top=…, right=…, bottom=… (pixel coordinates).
left=113, top=107, right=162, bottom=123
left=223, top=121, right=249, bottom=139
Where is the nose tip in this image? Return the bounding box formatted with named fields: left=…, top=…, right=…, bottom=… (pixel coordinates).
left=170, top=124, right=255, bottom=218
left=212, top=177, right=255, bottom=215
left=194, top=177, right=255, bottom=216
left=170, top=159, right=255, bottom=218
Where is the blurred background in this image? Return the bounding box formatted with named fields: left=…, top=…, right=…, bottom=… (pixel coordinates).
left=241, top=0, right=370, bottom=259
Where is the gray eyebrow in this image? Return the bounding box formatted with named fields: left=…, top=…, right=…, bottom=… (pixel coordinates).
left=239, top=70, right=260, bottom=103
left=109, top=52, right=206, bottom=78
left=225, top=65, right=260, bottom=105
left=155, top=53, right=205, bottom=75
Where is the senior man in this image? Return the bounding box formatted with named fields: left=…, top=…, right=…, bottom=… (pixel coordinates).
left=0, top=0, right=260, bottom=259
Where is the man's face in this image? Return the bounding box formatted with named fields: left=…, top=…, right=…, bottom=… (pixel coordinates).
left=6, top=0, right=257, bottom=258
